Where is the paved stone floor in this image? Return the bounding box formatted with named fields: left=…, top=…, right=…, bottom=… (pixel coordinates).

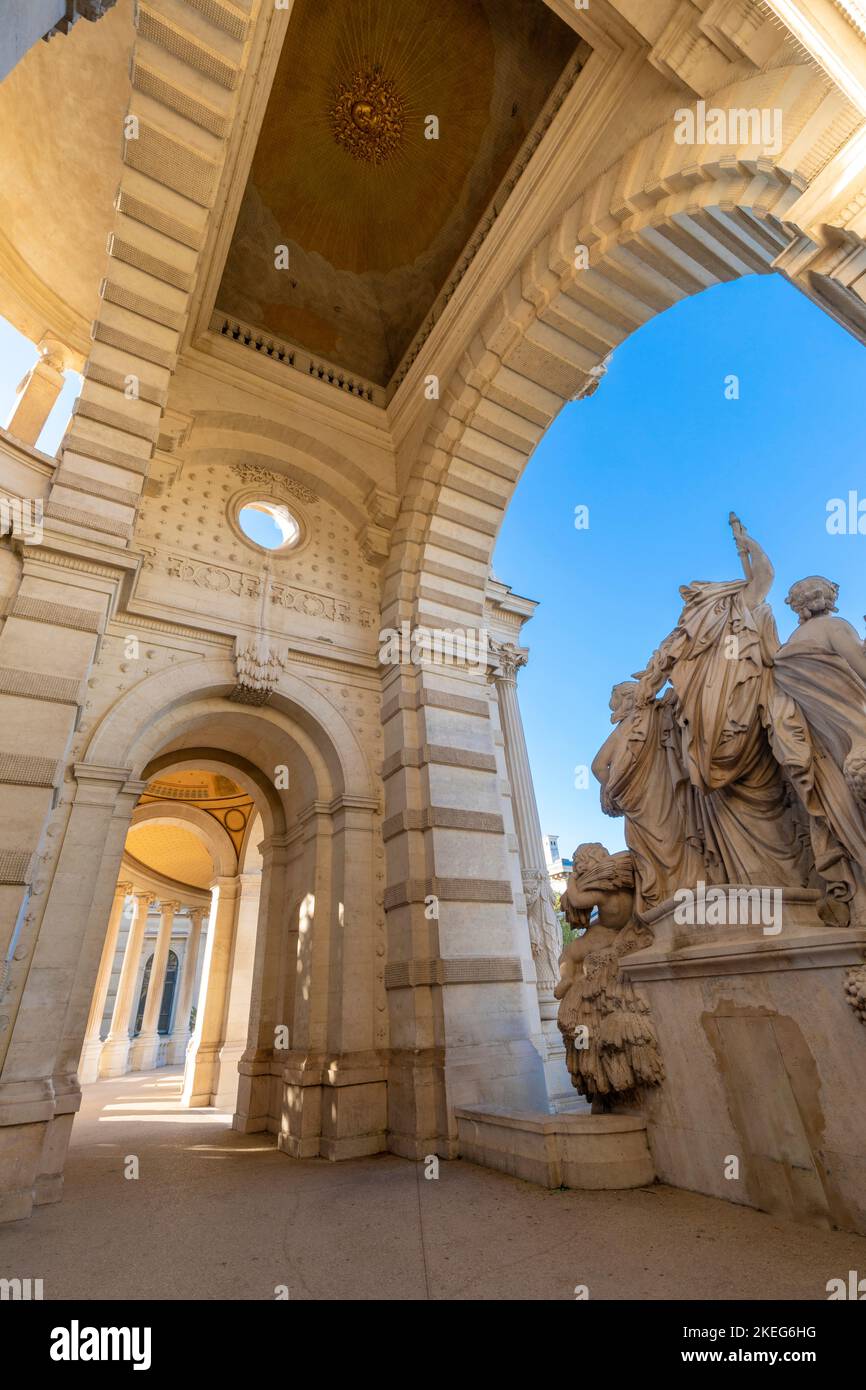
left=2, top=1069, right=864, bottom=1300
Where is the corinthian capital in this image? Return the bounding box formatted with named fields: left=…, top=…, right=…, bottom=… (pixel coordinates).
left=489, top=639, right=529, bottom=683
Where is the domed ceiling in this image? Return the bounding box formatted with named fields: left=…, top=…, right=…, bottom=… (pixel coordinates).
left=217, top=0, right=586, bottom=386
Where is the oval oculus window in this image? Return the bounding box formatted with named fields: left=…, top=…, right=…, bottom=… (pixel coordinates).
left=237, top=500, right=301, bottom=552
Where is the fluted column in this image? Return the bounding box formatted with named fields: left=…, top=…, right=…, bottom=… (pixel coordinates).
left=99, top=891, right=154, bottom=1077
left=489, top=641, right=562, bottom=1004
left=129, top=900, right=179, bottom=1072
left=3, top=336, right=69, bottom=446
left=182, top=877, right=240, bottom=1107
left=167, top=907, right=206, bottom=1064
left=77, top=879, right=132, bottom=1084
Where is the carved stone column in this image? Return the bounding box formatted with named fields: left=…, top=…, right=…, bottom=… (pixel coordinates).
left=182, top=876, right=240, bottom=1107
left=166, top=907, right=206, bottom=1065
left=130, top=900, right=179, bottom=1072
left=489, top=641, right=563, bottom=1002
left=3, top=337, right=69, bottom=446
left=77, top=879, right=132, bottom=1084
left=489, top=640, right=571, bottom=1107
left=99, top=891, right=154, bottom=1078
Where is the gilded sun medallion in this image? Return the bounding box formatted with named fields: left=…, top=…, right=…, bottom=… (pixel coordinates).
left=329, top=65, right=405, bottom=165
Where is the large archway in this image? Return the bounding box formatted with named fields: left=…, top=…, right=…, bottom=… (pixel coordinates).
left=380, top=77, right=866, bottom=1152
left=11, top=653, right=382, bottom=1203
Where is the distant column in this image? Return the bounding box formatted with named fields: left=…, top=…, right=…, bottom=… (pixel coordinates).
left=182, top=877, right=240, bottom=1107
left=166, top=907, right=207, bottom=1064
left=4, top=337, right=69, bottom=446
left=78, top=879, right=132, bottom=1084
left=129, top=900, right=179, bottom=1072
left=489, top=641, right=563, bottom=999
left=99, top=891, right=154, bottom=1078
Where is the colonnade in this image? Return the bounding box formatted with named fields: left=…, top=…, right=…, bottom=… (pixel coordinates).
left=78, top=883, right=209, bottom=1084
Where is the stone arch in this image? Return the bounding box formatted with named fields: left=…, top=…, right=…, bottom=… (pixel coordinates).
left=379, top=62, right=866, bottom=1155
left=183, top=411, right=379, bottom=533
left=388, top=67, right=866, bottom=630
left=81, top=654, right=377, bottom=807
left=128, top=801, right=238, bottom=880
left=66, top=654, right=382, bottom=1144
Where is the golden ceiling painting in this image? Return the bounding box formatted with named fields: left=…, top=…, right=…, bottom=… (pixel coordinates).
left=217, top=0, right=584, bottom=385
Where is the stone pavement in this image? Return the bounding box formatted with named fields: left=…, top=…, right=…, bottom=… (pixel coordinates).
left=1, top=1070, right=863, bottom=1301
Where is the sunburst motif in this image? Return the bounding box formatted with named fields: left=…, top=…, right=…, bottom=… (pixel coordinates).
left=330, top=65, right=406, bottom=165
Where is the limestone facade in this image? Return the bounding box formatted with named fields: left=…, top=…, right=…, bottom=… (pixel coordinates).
left=0, top=0, right=865, bottom=1223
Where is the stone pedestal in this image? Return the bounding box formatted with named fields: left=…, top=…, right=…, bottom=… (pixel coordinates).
left=620, top=888, right=866, bottom=1235
left=455, top=1106, right=655, bottom=1189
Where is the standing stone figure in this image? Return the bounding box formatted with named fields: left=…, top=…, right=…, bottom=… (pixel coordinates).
left=632, top=516, right=811, bottom=889
left=592, top=681, right=705, bottom=915
left=766, top=575, right=866, bottom=925
left=555, top=843, right=663, bottom=1110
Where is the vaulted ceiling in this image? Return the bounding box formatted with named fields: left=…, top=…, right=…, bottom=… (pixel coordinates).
left=216, top=0, right=585, bottom=386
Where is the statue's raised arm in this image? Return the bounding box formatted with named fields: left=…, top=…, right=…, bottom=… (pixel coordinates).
left=729, top=512, right=774, bottom=607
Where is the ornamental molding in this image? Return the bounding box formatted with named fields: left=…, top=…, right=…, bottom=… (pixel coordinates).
left=229, top=462, right=317, bottom=505
left=269, top=581, right=374, bottom=629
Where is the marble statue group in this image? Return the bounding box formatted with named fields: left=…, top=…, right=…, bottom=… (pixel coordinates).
left=557, top=515, right=866, bottom=1108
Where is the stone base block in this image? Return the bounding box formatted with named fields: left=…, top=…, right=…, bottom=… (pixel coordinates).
left=455, top=1106, right=655, bottom=1189
left=98, top=1036, right=131, bottom=1078
left=128, top=1033, right=160, bottom=1073
left=621, top=894, right=866, bottom=1235
left=0, top=1120, right=47, bottom=1222
left=77, top=1037, right=103, bottom=1086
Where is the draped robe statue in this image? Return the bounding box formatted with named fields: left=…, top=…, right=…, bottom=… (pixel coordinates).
left=600, top=515, right=866, bottom=927
left=766, top=576, right=866, bottom=925
left=592, top=682, right=705, bottom=916
left=632, top=527, right=810, bottom=890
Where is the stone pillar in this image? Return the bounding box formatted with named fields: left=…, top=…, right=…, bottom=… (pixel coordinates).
left=129, top=900, right=179, bottom=1072
left=489, top=640, right=570, bottom=1104
left=4, top=337, right=69, bottom=446
left=99, top=892, right=153, bottom=1078
left=236, top=835, right=290, bottom=1133
left=166, top=907, right=206, bottom=1065
left=215, top=872, right=261, bottom=1110
left=182, top=876, right=240, bottom=1107
left=77, top=879, right=132, bottom=1084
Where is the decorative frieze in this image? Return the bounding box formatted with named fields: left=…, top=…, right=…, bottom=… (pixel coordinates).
left=164, top=555, right=262, bottom=598
left=229, top=463, right=317, bottom=504
left=270, top=581, right=373, bottom=628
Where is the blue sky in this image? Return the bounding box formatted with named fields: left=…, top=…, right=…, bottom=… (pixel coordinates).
left=2, top=274, right=864, bottom=864
left=492, top=272, right=866, bottom=859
